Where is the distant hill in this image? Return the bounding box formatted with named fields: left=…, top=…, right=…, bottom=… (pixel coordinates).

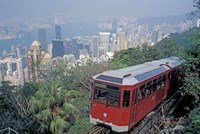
left=154, top=27, right=200, bottom=49
left=111, top=27, right=200, bottom=69
left=138, top=14, right=198, bottom=25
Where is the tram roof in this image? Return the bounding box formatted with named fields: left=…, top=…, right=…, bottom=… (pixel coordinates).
left=93, top=56, right=184, bottom=85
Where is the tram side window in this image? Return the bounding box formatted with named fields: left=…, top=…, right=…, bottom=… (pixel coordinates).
left=138, top=84, right=145, bottom=100
left=123, top=90, right=130, bottom=107
left=158, top=76, right=162, bottom=89
left=153, top=79, right=157, bottom=91
left=147, top=81, right=153, bottom=94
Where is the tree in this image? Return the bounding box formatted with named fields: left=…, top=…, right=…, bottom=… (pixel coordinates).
left=154, top=36, right=186, bottom=58
left=49, top=61, right=108, bottom=90
left=0, top=81, right=39, bottom=133
left=188, top=0, right=200, bottom=19
left=180, top=107, right=200, bottom=134
left=181, top=32, right=200, bottom=98
left=30, top=80, right=79, bottom=133
left=111, top=44, right=161, bottom=69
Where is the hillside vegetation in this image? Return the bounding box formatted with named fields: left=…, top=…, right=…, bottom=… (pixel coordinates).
left=0, top=27, right=200, bottom=133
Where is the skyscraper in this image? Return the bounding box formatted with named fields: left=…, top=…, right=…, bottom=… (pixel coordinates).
left=99, top=32, right=110, bottom=55
left=117, top=32, right=127, bottom=51
left=26, top=41, right=45, bottom=81
left=112, top=19, right=118, bottom=34
left=52, top=40, right=64, bottom=58
left=91, top=36, right=99, bottom=58
left=38, top=28, right=47, bottom=49
left=152, top=30, right=159, bottom=44
left=51, top=24, right=64, bottom=58
left=55, top=24, right=61, bottom=40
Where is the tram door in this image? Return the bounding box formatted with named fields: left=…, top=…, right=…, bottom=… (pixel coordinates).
left=170, top=69, right=179, bottom=93
left=130, top=89, right=137, bottom=124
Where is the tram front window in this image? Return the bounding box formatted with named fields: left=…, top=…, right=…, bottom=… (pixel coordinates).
left=94, top=82, right=120, bottom=107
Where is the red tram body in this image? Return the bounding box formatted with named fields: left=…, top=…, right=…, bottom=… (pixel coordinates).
left=90, top=57, right=184, bottom=132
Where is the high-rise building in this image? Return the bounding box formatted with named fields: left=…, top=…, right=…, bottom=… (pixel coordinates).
left=91, top=36, right=99, bottom=58
left=110, top=34, right=117, bottom=52
left=38, top=28, right=47, bottom=49
left=157, top=30, right=163, bottom=42
left=112, top=19, right=118, bottom=34
left=98, top=47, right=105, bottom=58
left=26, top=41, right=46, bottom=81
left=117, top=32, right=127, bottom=51
left=99, top=32, right=110, bottom=55
left=52, top=40, right=64, bottom=58
left=0, top=57, right=24, bottom=85
left=152, top=30, right=159, bottom=44
left=55, top=24, right=61, bottom=40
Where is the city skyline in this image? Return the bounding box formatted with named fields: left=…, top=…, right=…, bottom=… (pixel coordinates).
left=0, top=0, right=194, bottom=19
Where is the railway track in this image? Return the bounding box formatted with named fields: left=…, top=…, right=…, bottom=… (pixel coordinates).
left=84, top=125, right=110, bottom=134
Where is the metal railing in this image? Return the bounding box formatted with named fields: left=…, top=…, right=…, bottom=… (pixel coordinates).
left=0, top=127, right=19, bottom=134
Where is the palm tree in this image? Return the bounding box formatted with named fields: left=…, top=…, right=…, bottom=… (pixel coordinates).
left=30, top=80, right=79, bottom=133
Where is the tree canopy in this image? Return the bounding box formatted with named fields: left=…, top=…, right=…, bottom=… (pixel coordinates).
left=30, top=80, right=79, bottom=134
left=111, top=44, right=161, bottom=69
left=188, top=0, right=200, bottom=19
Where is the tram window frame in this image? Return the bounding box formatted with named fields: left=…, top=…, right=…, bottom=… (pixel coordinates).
left=94, top=82, right=120, bottom=107
left=138, top=84, right=146, bottom=100
left=153, top=79, right=157, bottom=91
left=147, top=81, right=153, bottom=94
left=123, top=90, right=130, bottom=108
left=132, top=89, right=137, bottom=104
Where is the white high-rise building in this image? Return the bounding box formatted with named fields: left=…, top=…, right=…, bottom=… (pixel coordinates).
left=0, top=57, right=24, bottom=85
left=99, top=32, right=111, bottom=55
left=157, top=30, right=163, bottom=42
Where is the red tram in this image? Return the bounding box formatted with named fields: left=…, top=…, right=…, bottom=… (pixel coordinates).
left=90, top=56, right=184, bottom=132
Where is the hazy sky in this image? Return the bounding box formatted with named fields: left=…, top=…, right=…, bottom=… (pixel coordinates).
left=0, top=0, right=195, bottom=19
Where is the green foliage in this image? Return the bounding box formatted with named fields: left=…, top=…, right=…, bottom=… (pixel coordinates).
left=155, top=37, right=186, bottom=58
left=188, top=0, right=200, bottom=19
left=184, top=107, right=200, bottom=133
left=30, top=80, right=79, bottom=133
left=181, top=76, right=200, bottom=96
left=68, top=118, right=94, bottom=134
left=181, top=32, right=200, bottom=98
left=50, top=61, right=108, bottom=90
left=0, top=81, right=39, bottom=133
left=111, top=44, right=161, bottom=69
left=155, top=27, right=200, bottom=50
